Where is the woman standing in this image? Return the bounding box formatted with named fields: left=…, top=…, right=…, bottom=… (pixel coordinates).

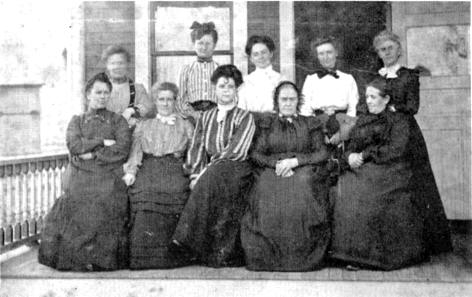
left=330, top=78, right=426, bottom=270
left=371, top=30, right=452, bottom=255
left=238, top=35, right=284, bottom=113
left=171, top=65, right=256, bottom=268
left=102, top=45, right=155, bottom=127
left=122, top=82, right=194, bottom=269
left=177, top=22, right=219, bottom=120
left=38, top=73, right=131, bottom=271
left=241, top=81, right=330, bottom=271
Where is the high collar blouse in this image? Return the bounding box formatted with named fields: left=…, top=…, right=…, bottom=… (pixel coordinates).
left=237, top=65, right=284, bottom=113
left=105, top=78, right=155, bottom=118
left=124, top=115, right=194, bottom=175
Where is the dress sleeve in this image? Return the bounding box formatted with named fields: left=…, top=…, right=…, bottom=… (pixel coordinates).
left=393, top=70, right=420, bottom=115
left=294, top=118, right=329, bottom=166
left=347, top=75, right=359, bottom=117
left=95, top=115, right=132, bottom=164
left=176, top=65, right=195, bottom=117
left=300, top=75, right=315, bottom=116
left=211, top=111, right=256, bottom=163
left=66, top=115, right=104, bottom=155
left=184, top=114, right=208, bottom=176
left=361, top=115, right=410, bottom=164
left=135, top=84, right=156, bottom=118
left=250, top=117, right=278, bottom=168
left=123, top=122, right=145, bottom=175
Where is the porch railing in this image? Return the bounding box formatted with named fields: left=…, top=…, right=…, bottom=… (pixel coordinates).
left=0, top=152, right=69, bottom=252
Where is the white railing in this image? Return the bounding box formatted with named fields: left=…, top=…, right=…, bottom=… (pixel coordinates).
left=0, top=153, right=69, bottom=252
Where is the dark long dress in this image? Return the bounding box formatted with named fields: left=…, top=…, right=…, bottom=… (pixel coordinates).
left=331, top=111, right=426, bottom=270
left=241, top=115, right=331, bottom=271
left=172, top=107, right=256, bottom=267
left=373, top=68, right=451, bottom=255
left=124, top=116, right=194, bottom=269
left=38, top=109, right=131, bottom=271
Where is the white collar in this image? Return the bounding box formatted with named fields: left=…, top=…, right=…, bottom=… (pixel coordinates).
left=156, top=113, right=177, bottom=125
left=379, top=63, right=401, bottom=78
left=216, top=103, right=236, bottom=122
left=253, top=65, right=274, bottom=75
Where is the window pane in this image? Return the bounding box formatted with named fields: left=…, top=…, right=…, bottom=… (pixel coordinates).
left=154, top=55, right=232, bottom=86
left=154, top=6, right=231, bottom=52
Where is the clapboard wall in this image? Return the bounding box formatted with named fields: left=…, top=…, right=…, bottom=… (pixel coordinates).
left=84, top=1, right=135, bottom=82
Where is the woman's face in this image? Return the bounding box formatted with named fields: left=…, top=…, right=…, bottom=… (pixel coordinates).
left=376, top=39, right=401, bottom=67
left=316, top=43, right=337, bottom=70
left=87, top=81, right=111, bottom=109
left=215, top=77, right=236, bottom=105
left=278, top=86, right=298, bottom=116
left=250, top=43, right=273, bottom=69
left=155, top=90, right=176, bottom=116
left=366, top=86, right=389, bottom=114
left=106, top=53, right=129, bottom=80
left=194, top=34, right=216, bottom=58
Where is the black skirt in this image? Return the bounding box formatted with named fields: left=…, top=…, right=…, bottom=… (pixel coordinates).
left=127, top=155, right=190, bottom=269
left=172, top=160, right=254, bottom=267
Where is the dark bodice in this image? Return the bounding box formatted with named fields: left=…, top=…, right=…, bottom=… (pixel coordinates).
left=250, top=114, right=328, bottom=168
left=66, top=109, right=131, bottom=170
left=345, top=110, right=410, bottom=165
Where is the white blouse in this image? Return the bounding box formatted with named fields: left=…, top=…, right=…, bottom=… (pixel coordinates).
left=237, top=66, right=284, bottom=113
left=300, top=70, right=359, bottom=117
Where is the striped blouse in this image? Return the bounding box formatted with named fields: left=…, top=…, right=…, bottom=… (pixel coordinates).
left=177, top=60, right=219, bottom=117
left=185, top=106, right=255, bottom=177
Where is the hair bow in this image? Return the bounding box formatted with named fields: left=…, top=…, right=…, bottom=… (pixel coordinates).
left=190, top=21, right=215, bottom=31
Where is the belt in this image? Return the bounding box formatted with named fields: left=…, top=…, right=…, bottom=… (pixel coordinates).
left=189, top=100, right=217, bottom=111
left=142, top=152, right=183, bottom=161
left=314, top=109, right=347, bottom=116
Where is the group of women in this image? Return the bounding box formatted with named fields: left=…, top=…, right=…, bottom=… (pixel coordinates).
left=38, top=22, right=452, bottom=272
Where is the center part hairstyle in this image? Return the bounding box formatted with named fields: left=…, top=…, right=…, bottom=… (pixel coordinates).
left=372, top=30, right=402, bottom=50
left=245, top=35, right=276, bottom=56
left=273, top=81, right=303, bottom=113
left=210, top=65, right=244, bottom=88
left=311, top=35, right=338, bottom=52
left=366, top=77, right=391, bottom=98
left=190, top=21, right=218, bottom=44
left=151, top=82, right=179, bottom=100
left=85, top=72, right=112, bottom=95
left=101, top=45, right=131, bottom=63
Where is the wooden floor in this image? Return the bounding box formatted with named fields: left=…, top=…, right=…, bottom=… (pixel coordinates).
left=1, top=233, right=471, bottom=282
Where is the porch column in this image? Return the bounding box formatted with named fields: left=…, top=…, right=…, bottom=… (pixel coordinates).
left=279, top=1, right=295, bottom=81
left=135, top=1, right=151, bottom=91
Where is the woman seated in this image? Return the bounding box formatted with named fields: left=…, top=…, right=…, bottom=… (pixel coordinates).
left=38, top=73, right=131, bottom=271
left=122, top=82, right=194, bottom=269
left=171, top=65, right=256, bottom=268
left=330, top=78, right=426, bottom=270
left=241, top=81, right=330, bottom=272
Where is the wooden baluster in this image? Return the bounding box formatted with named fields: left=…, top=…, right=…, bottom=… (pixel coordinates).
left=47, top=162, right=54, bottom=210
left=21, top=163, right=29, bottom=239
left=29, top=162, right=37, bottom=236
left=13, top=164, right=21, bottom=242
left=4, top=165, right=13, bottom=244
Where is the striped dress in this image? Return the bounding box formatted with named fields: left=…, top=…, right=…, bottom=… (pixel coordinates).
left=173, top=106, right=256, bottom=267
left=177, top=60, right=219, bottom=118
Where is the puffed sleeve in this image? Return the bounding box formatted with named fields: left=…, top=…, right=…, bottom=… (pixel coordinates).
left=66, top=115, right=104, bottom=155
left=293, top=117, right=329, bottom=166
left=300, top=75, right=315, bottom=116
left=361, top=114, right=410, bottom=164
left=237, top=82, right=249, bottom=110
left=250, top=116, right=278, bottom=168
left=184, top=113, right=208, bottom=177
left=135, top=83, right=156, bottom=118
left=176, top=64, right=195, bottom=117
left=346, top=75, right=359, bottom=117
left=393, top=69, right=420, bottom=115
left=95, top=115, right=131, bottom=164
left=123, top=121, right=145, bottom=175
left=211, top=110, right=256, bottom=163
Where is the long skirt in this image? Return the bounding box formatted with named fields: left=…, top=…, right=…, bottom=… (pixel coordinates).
left=330, top=162, right=425, bottom=270
left=172, top=160, right=254, bottom=267
left=241, top=166, right=330, bottom=271
left=128, top=155, right=190, bottom=269
left=407, top=117, right=452, bottom=255
left=38, top=164, right=128, bottom=271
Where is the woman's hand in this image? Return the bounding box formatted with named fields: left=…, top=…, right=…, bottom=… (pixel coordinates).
left=122, top=173, right=136, bottom=186
left=275, top=158, right=298, bottom=177
left=122, top=107, right=136, bottom=121
left=135, top=103, right=146, bottom=116
left=328, top=132, right=341, bottom=145
left=189, top=178, right=198, bottom=190
left=348, top=153, right=364, bottom=168
left=78, top=152, right=94, bottom=160
left=103, top=139, right=116, bottom=146
left=127, top=117, right=138, bottom=127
